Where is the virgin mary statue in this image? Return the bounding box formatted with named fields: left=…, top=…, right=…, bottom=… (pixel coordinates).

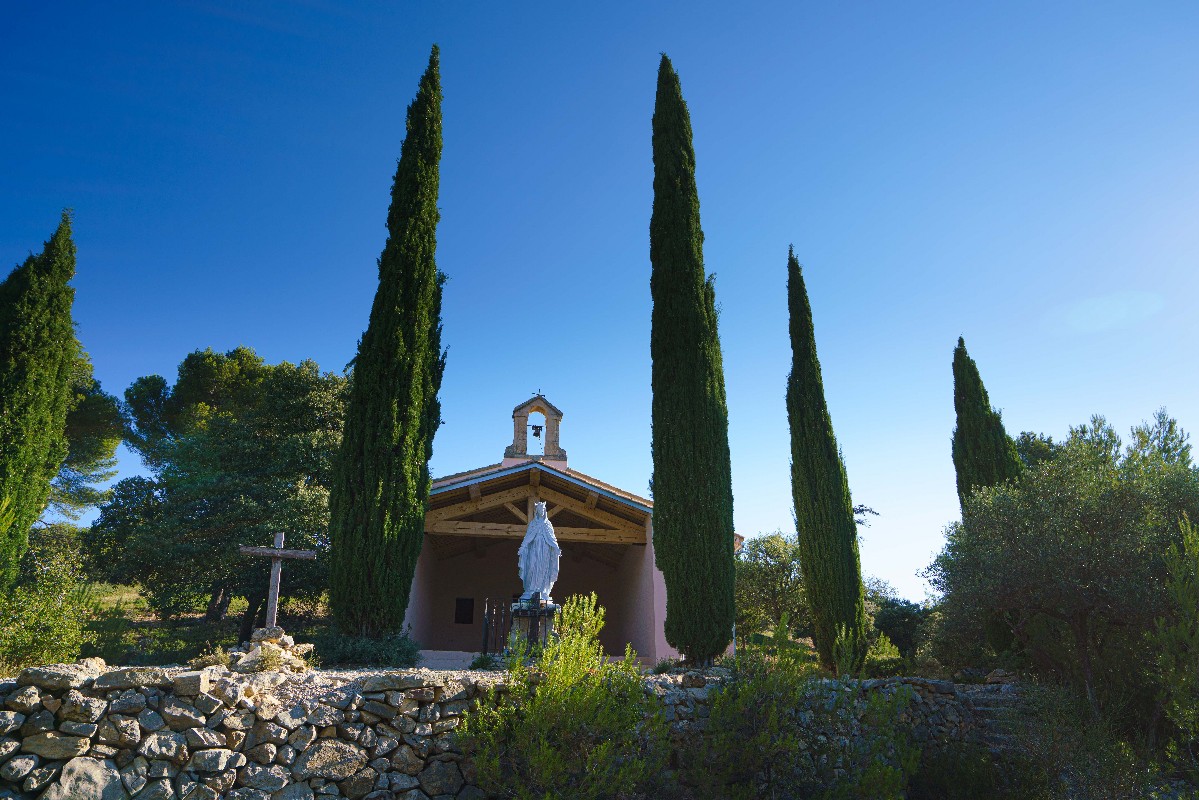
left=518, top=501, right=561, bottom=602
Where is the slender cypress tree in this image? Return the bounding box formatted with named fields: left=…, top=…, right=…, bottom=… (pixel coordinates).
left=329, top=46, right=446, bottom=637
left=785, top=247, right=868, bottom=672
left=951, top=337, right=1021, bottom=511
left=649, top=54, right=736, bottom=663
left=0, top=213, right=78, bottom=589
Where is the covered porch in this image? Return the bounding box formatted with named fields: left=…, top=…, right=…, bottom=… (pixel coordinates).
left=402, top=460, right=673, bottom=661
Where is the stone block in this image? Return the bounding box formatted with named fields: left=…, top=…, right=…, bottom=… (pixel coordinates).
left=21, top=731, right=91, bottom=759
left=17, top=661, right=103, bottom=690
left=173, top=671, right=211, bottom=697
left=39, top=756, right=125, bottom=800
left=4, top=686, right=40, bottom=714
left=94, top=667, right=174, bottom=690
left=292, top=738, right=366, bottom=780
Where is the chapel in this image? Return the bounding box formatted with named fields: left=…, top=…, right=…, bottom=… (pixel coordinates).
left=401, top=395, right=678, bottom=661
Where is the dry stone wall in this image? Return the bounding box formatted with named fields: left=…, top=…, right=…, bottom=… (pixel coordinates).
left=0, top=657, right=1002, bottom=800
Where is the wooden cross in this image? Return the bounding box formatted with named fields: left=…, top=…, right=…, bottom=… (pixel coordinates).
left=239, top=532, right=317, bottom=629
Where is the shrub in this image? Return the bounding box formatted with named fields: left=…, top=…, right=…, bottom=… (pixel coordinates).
left=188, top=645, right=232, bottom=669
left=0, top=524, right=94, bottom=672
left=313, top=630, right=421, bottom=667
left=908, top=742, right=1004, bottom=800
left=701, top=643, right=918, bottom=799
left=1010, top=684, right=1148, bottom=800
left=864, top=631, right=905, bottom=678
left=457, top=593, right=668, bottom=800
left=468, top=652, right=500, bottom=671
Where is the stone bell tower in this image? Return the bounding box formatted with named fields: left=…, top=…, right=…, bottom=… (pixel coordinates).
left=503, top=395, right=567, bottom=467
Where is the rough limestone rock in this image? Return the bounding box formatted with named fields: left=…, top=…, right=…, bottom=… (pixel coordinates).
left=138, top=730, right=189, bottom=764
left=292, top=738, right=366, bottom=780
left=60, top=689, right=108, bottom=722
left=418, top=759, right=463, bottom=796
left=237, top=762, right=289, bottom=791
left=17, top=662, right=103, bottom=691
left=358, top=673, right=441, bottom=693
left=162, top=697, right=207, bottom=731
left=21, top=731, right=91, bottom=759
left=40, top=756, right=126, bottom=800
left=0, top=713, right=23, bottom=736
left=94, top=667, right=174, bottom=690
left=138, top=777, right=175, bottom=799
left=108, top=690, right=147, bottom=715
left=0, top=754, right=37, bottom=782
left=4, top=686, right=40, bottom=714
left=272, top=783, right=315, bottom=800
left=186, top=747, right=243, bottom=772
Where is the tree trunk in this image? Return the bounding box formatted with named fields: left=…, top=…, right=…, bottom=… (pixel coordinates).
left=239, top=590, right=266, bottom=644
left=204, top=583, right=230, bottom=622
left=1072, top=614, right=1101, bottom=720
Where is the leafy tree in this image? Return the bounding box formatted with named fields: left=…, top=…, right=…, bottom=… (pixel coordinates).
left=734, top=531, right=809, bottom=641
left=951, top=337, right=1022, bottom=510
left=0, top=522, right=94, bottom=670
left=0, top=213, right=78, bottom=588
left=786, top=246, right=868, bottom=672
left=928, top=411, right=1199, bottom=721
left=328, top=46, right=447, bottom=637
left=89, top=350, right=344, bottom=634
left=1014, top=430, right=1059, bottom=470
left=1148, top=514, right=1199, bottom=777
left=648, top=54, right=736, bottom=663
left=864, top=578, right=928, bottom=659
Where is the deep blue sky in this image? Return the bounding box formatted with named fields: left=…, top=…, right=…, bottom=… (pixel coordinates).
left=4, top=2, right=1197, bottom=599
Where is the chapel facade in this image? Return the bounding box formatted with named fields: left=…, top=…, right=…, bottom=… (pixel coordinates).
left=401, top=395, right=677, bottom=661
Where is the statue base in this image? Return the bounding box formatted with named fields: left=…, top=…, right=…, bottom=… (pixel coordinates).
left=507, top=594, right=560, bottom=654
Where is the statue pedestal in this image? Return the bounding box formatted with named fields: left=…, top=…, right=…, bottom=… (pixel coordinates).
left=507, top=595, right=560, bottom=654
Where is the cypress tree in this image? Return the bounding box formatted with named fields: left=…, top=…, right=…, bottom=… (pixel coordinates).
left=785, top=246, right=868, bottom=672
left=329, top=46, right=446, bottom=637
left=951, top=336, right=1021, bottom=511
left=649, top=54, right=736, bottom=663
left=0, top=213, right=78, bottom=589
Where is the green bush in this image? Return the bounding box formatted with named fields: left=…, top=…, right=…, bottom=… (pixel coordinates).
left=1010, top=684, right=1148, bottom=800
left=468, top=652, right=500, bottom=671
left=0, top=524, right=94, bottom=672
left=864, top=631, right=905, bottom=678
left=701, top=643, right=918, bottom=799
left=312, top=630, right=421, bottom=667
left=457, top=593, right=668, bottom=800
left=908, top=742, right=1004, bottom=800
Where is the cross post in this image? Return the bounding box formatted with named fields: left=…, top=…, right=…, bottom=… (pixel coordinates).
left=239, top=532, right=317, bottom=629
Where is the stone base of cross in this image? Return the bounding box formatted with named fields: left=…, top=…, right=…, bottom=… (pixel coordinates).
left=239, top=532, right=317, bottom=629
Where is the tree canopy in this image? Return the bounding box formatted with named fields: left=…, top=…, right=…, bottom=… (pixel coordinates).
left=929, top=411, right=1199, bottom=722
left=88, top=348, right=345, bottom=629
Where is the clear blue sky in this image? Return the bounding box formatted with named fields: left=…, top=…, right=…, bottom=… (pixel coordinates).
left=4, top=2, right=1197, bottom=600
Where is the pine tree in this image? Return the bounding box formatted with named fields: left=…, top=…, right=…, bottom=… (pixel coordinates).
left=951, top=337, right=1022, bottom=511
left=785, top=247, right=868, bottom=672
left=0, top=213, right=78, bottom=589
left=328, top=46, right=446, bottom=637
left=649, top=54, right=736, bottom=663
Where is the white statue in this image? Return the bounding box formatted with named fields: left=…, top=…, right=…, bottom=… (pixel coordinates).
left=518, top=501, right=560, bottom=603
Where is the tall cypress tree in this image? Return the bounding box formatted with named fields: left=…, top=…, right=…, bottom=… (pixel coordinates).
left=0, top=213, right=78, bottom=589
left=785, top=247, right=868, bottom=672
left=951, top=337, right=1021, bottom=511
left=649, top=54, right=736, bottom=663
left=329, top=46, right=446, bottom=637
